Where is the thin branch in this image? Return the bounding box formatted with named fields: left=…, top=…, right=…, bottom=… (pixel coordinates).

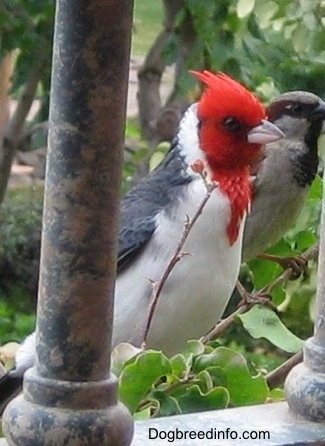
left=200, top=304, right=250, bottom=344
left=142, top=169, right=217, bottom=347
left=266, top=350, right=303, bottom=389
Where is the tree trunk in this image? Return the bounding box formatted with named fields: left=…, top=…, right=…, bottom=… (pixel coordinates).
left=137, top=0, right=184, bottom=143
left=0, top=55, right=44, bottom=205
left=137, top=0, right=198, bottom=150
left=0, top=53, right=14, bottom=150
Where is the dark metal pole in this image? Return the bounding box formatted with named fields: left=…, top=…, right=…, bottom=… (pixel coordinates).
left=285, top=168, right=325, bottom=421
left=3, top=0, right=134, bottom=444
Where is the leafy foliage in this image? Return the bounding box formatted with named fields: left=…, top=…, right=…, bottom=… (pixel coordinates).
left=115, top=341, right=276, bottom=418
left=165, top=0, right=324, bottom=100
left=0, top=185, right=43, bottom=312
left=0, top=0, right=54, bottom=95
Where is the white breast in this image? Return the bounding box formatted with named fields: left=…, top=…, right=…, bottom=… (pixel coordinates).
left=113, top=178, right=245, bottom=355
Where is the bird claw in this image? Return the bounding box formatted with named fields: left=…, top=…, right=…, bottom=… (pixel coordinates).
left=259, top=253, right=308, bottom=280
left=238, top=291, right=277, bottom=312
left=277, top=256, right=308, bottom=280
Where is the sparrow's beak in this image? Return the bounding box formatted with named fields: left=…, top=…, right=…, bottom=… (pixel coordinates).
left=310, top=100, right=325, bottom=120
left=247, top=120, right=284, bottom=145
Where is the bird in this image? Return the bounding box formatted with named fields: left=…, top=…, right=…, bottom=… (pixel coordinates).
left=242, top=91, right=325, bottom=264
left=0, top=71, right=283, bottom=413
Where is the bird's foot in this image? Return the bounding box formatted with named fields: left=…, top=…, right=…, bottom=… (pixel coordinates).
left=238, top=291, right=277, bottom=311
left=236, top=281, right=277, bottom=311
left=259, top=253, right=308, bottom=280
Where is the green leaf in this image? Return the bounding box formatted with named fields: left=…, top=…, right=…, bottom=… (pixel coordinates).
left=267, top=387, right=285, bottom=402
left=264, top=237, right=297, bottom=257
left=194, top=347, right=268, bottom=406
left=247, top=15, right=265, bottom=40
left=197, top=369, right=215, bottom=392
left=238, top=305, right=305, bottom=353
left=254, top=1, right=279, bottom=26
left=199, top=366, right=227, bottom=389
left=153, top=391, right=182, bottom=417
left=179, top=339, right=206, bottom=367
left=119, top=350, right=172, bottom=413
left=182, top=339, right=206, bottom=355
left=248, top=257, right=282, bottom=290
left=292, top=23, right=310, bottom=53
left=293, top=230, right=317, bottom=252
left=271, top=282, right=286, bottom=307
left=308, top=175, right=323, bottom=201
left=236, top=0, right=255, bottom=19
left=303, top=12, right=317, bottom=30
left=170, top=354, right=188, bottom=378
left=133, top=407, right=152, bottom=420
left=111, top=342, right=143, bottom=376
left=177, top=384, right=229, bottom=413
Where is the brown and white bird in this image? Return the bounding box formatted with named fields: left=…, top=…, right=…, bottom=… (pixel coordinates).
left=0, top=72, right=283, bottom=413
left=243, top=91, right=325, bottom=262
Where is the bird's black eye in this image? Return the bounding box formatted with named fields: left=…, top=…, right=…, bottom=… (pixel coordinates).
left=285, top=103, right=303, bottom=116
left=222, top=116, right=241, bottom=132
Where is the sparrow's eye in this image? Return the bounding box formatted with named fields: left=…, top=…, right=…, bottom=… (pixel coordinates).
left=286, top=103, right=303, bottom=116
left=223, top=116, right=241, bottom=132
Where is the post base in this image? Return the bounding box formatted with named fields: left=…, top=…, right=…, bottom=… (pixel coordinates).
left=2, top=369, right=134, bottom=445
left=285, top=337, right=325, bottom=422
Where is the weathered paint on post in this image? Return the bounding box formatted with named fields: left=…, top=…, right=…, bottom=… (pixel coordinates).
left=2, top=0, right=134, bottom=444
left=285, top=166, right=325, bottom=421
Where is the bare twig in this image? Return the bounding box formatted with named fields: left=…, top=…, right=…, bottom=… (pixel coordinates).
left=266, top=350, right=303, bottom=389
left=142, top=168, right=217, bottom=347
left=200, top=304, right=250, bottom=344
left=236, top=279, right=250, bottom=300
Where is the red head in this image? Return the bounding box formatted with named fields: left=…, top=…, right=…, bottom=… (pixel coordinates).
left=191, top=70, right=271, bottom=171
left=190, top=70, right=283, bottom=244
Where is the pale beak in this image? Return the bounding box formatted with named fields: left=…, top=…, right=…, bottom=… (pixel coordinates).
left=247, top=119, right=284, bottom=144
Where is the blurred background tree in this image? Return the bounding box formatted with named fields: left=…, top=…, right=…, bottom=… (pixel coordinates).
left=138, top=0, right=325, bottom=151
left=0, top=0, right=53, bottom=203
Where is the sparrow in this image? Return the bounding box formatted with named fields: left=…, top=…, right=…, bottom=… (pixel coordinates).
left=0, top=71, right=283, bottom=413
left=243, top=91, right=325, bottom=263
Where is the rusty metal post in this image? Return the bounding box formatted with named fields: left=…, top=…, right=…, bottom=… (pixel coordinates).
left=2, top=0, right=134, bottom=444
left=285, top=166, right=325, bottom=421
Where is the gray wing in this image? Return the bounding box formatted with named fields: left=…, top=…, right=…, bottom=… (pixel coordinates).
left=118, top=214, right=156, bottom=272
left=117, top=143, right=192, bottom=272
